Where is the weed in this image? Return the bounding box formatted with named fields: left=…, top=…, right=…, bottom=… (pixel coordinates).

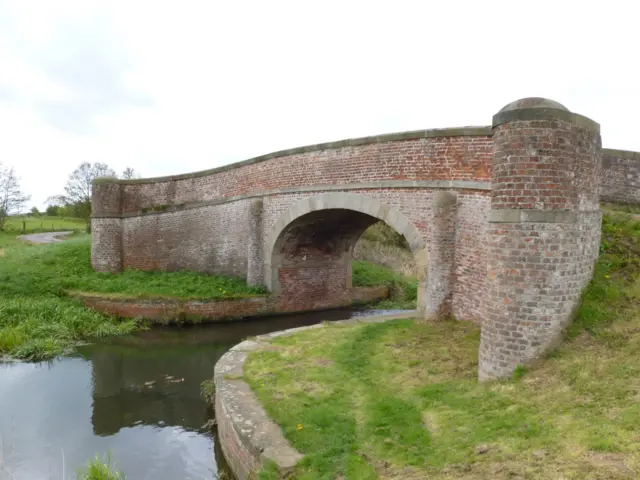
left=76, top=453, right=126, bottom=480
left=201, top=379, right=216, bottom=404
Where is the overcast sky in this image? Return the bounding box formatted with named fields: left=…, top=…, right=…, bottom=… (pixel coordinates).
left=1, top=0, right=638, bottom=210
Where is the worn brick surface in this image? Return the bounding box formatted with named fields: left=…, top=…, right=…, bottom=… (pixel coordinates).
left=73, top=287, right=388, bottom=322
left=491, top=120, right=601, bottom=211
left=479, top=108, right=602, bottom=380
left=601, top=150, right=640, bottom=205
left=121, top=200, right=252, bottom=277
left=117, top=136, right=493, bottom=213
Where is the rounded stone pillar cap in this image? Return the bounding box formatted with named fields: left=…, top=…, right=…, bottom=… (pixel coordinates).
left=493, top=96, right=599, bottom=132
left=498, top=97, right=568, bottom=113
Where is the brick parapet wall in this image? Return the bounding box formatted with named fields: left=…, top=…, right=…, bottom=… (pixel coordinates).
left=601, top=149, right=640, bottom=205
left=93, top=131, right=493, bottom=215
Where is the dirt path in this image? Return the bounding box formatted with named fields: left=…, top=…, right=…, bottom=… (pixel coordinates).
left=19, top=231, right=74, bottom=244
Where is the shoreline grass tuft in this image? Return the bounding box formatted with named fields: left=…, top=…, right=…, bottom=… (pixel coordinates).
left=76, top=453, right=126, bottom=480
left=245, top=211, right=640, bottom=479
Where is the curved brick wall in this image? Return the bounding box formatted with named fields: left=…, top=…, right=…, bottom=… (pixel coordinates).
left=71, top=286, right=388, bottom=323
left=93, top=127, right=493, bottom=215
left=479, top=100, right=602, bottom=380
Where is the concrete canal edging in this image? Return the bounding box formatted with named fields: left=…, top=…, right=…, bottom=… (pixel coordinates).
left=213, top=311, right=416, bottom=480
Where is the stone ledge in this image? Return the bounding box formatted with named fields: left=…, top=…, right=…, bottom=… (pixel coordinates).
left=488, top=209, right=601, bottom=224
left=214, top=311, right=416, bottom=480
left=91, top=180, right=492, bottom=219
left=492, top=107, right=600, bottom=132
left=70, top=286, right=389, bottom=323
left=602, top=148, right=640, bottom=159
left=91, top=126, right=492, bottom=186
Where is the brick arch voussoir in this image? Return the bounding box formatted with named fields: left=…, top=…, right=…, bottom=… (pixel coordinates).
left=264, top=192, right=427, bottom=290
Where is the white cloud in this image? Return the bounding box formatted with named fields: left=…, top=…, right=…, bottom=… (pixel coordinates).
left=0, top=0, right=638, bottom=209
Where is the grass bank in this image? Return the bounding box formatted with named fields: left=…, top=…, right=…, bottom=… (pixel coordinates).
left=353, top=222, right=419, bottom=309
left=245, top=212, right=640, bottom=479
left=3, top=215, right=86, bottom=233
left=602, top=202, right=640, bottom=215
left=0, top=233, right=266, bottom=360
left=353, top=260, right=417, bottom=309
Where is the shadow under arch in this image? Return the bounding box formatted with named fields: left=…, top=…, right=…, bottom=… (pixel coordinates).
left=264, top=193, right=429, bottom=317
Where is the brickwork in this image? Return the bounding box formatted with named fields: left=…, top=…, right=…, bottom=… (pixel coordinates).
left=114, top=131, right=494, bottom=214
left=601, top=149, right=640, bottom=205
left=72, top=287, right=388, bottom=322
left=260, top=189, right=489, bottom=321
left=246, top=199, right=264, bottom=285
left=92, top=97, right=633, bottom=382
left=91, top=218, right=122, bottom=272
left=452, top=191, right=491, bottom=321
left=479, top=99, right=602, bottom=381
left=120, top=200, right=252, bottom=277
left=424, top=192, right=457, bottom=319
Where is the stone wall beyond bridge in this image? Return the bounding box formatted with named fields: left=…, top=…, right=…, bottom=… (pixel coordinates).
left=91, top=97, right=639, bottom=380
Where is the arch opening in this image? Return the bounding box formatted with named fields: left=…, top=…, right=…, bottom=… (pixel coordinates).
left=264, top=193, right=430, bottom=316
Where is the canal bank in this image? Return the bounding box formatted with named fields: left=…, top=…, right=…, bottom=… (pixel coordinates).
left=213, top=311, right=416, bottom=480
left=0, top=307, right=412, bottom=479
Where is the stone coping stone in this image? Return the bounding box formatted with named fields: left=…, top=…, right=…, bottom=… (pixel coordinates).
left=602, top=148, right=640, bottom=159
left=213, top=310, right=416, bottom=480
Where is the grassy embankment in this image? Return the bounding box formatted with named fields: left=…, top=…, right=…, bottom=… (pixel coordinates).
left=602, top=202, right=640, bottom=215
left=0, top=230, right=267, bottom=361
left=245, top=211, right=640, bottom=479
left=353, top=222, right=418, bottom=309
left=3, top=215, right=87, bottom=233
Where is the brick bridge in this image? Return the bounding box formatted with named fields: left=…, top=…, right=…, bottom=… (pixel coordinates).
left=92, top=97, right=640, bottom=380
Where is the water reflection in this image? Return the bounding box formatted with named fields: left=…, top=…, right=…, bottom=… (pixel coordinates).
left=0, top=308, right=409, bottom=479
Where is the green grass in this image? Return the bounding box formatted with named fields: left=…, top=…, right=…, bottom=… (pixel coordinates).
left=0, top=234, right=267, bottom=300
left=2, top=215, right=86, bottom=233
left=353, top=260, right=417, bottom=309
left=244, top=212, right=640, bottom=479
left=0, top=233, right=266, bottom=360
left=76, top=453, right=126, bottom=480
left=602, top=202, right=640, bottom=215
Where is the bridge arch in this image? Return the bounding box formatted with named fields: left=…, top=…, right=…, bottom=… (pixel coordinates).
left=264, top=193, right=435, bottom=317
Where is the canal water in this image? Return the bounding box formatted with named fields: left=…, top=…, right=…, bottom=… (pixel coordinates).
left=0, top=308, right=407, bottom=480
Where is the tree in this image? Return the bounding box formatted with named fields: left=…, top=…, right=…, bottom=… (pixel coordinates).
left=48, top=162, right=116, bottom=229
left=45, top=205, right=60, bottom=216
left=30, top=206, right=40, bottom=216
left=0, top=164, right=31, bottom=231
left=121, top=167, right=140, bottom=179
